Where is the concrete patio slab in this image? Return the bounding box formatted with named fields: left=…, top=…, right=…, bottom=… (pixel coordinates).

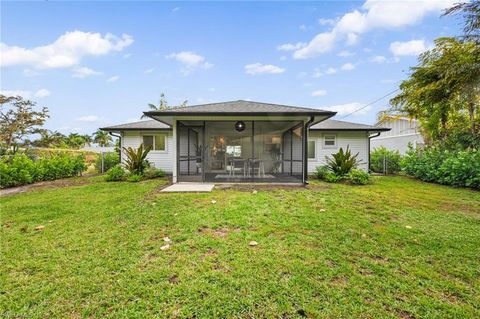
left=161, top=183, right=215, bottom=193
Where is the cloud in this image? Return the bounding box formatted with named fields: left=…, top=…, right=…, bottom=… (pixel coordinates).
left=166, top=51, right=213, bottom=74
left=337, top=50, right=355, bottom=57
left=244, top=63, right=285, bottom=75
left=76, top=115, right=100, bottom=122
left=390, top=39, right=429, bottom=56
left=311, top=89, right=327, bottom=97
left=312, top=68, right=323, bottom=78
left=123, top=53, right=132, bottom=59
left=323, top=102, right=371, bottom=116
left=369, top=55, right=387, bottom=63
left=72, top=66, right=102, bottom=78
left=107, top=75, right=119, bottom=82
left=318, top=18, right=336, bottom=26
left=325, top=67, right=337, bottom=75
left=0, top=90, right=32, bottom=98
left=292, top=0, right=453, bottom=59
left=341, top=63, right=355, bottom=71
left=34, top=89, right=51, bottom=98
left=208, top=87, right=216, bottom=92
left=172, top=7, right=180, bottom=13
left=23, top=69, right=39, bottom=77
left=277, top=42, right=306, bottom=51
left=144, top=68, right=154, bottom=74
left=0, top=30, right=133, bottom=69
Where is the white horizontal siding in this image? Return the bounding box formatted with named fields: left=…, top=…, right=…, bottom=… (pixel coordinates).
left=307, top=131, right=369, bottom=173
left=121, top=131, right=174, bottom=173
left=120, top=129, right=369, bottom=175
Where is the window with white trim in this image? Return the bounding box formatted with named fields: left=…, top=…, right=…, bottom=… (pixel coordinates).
left=308, top=140, right=316, bottom=159
left=323, top=134, right=337, bottom=148
left=142, top=134, right=167, bottom=151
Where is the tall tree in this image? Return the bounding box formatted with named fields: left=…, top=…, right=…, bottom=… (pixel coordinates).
left=390, top=37, right=479, bottom=141
left=0, top=95, right=49, bottom=152
left=141, top=93, right=188, bottom=119
left=444, top=0, right=480, bottom=43
left=93, top=129, right=112, bottom=147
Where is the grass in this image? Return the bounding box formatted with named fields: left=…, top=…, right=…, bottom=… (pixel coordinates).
left=1, top=176, right=479, bottom=318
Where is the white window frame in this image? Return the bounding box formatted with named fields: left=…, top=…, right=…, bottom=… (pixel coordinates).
left=307, top=139, right=316, bottom=160
left=142, top=133, right=168, bottom=152
left=323, top=134, right=337, bottom=149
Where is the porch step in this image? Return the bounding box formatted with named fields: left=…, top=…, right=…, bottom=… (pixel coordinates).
left=161, top=183, right=215, bottom=193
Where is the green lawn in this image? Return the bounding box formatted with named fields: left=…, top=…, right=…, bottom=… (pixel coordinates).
left=1, top=176, right=479, bottom=318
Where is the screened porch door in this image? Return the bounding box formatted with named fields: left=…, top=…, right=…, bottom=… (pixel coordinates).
left=177, top=123, right=204, bottom=182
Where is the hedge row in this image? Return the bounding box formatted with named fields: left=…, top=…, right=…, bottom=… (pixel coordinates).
left=401, top=148, right=480, bottom=189
left=0, top=153, right=87, bottom=188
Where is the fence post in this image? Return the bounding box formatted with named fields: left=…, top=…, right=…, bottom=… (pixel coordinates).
left=101, top=151, right=105, bottom=173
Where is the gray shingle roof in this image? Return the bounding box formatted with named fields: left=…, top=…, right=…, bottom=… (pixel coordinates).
left=310, top=119, right=390, bottom=131
left=100, top=120, right=170, bottom=131
left=144, top=100, right=335, bottom=116
left=102, top=118, right=390, bottom=132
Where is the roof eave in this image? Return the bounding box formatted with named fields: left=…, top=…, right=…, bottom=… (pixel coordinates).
left=143, top=111, right=336, bottom=117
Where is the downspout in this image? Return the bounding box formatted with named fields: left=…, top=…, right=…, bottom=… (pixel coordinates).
left=368, top=132, right=381, bottom=173
left=109, top=132, right=122, bottom=161
left=303, top=116, right=315, bottom=184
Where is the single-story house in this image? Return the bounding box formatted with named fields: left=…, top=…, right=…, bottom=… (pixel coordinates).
left=101, top=100, right=389, bottom=183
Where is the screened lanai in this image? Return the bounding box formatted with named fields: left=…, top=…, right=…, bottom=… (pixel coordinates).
left=143, top=100, right=336, bottom=183
left=177, top=120, right=305, bottom=183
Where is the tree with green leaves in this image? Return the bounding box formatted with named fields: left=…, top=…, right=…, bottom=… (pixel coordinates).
left=444, top=0, right=480, bottom=43
left=93, top=129, right=113, bottom=147
left=141, top=93, right=188, bottom=119
left=390, top=37, right=479, bottom=142
left=0, top=94, right=49, bottom=152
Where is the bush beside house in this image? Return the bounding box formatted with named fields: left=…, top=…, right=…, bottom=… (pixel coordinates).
left=314, top=146, right=371, bottom=185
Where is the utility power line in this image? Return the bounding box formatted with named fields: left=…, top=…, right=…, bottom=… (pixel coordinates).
left=339, top=88, right=400, bottom=119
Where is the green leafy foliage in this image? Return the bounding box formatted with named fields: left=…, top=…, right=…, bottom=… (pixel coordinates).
left=122, top=144, right=151, bottom=174
left=370, top=147, right=402, bottom=174
left=346, top=169, right=371, bottom=185
left=402, top=146, right=480, bottom=188
left=325, top=146, right=360, bottom=176
left=127, top=174, right=142, bottom=182
left=95, top=152, right=120, bottom=173
left=104, top=165, right=125, bottom=182
left=143, top=167, right=166, bottom=179
left=313, top=165, right=330, bottom=180
left=324, top=172, right=342, bottom=183
left=0, top=153, right=86, bottom=188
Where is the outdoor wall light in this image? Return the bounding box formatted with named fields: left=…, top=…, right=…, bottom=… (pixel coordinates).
left=235, top=121, right=246, bottom=132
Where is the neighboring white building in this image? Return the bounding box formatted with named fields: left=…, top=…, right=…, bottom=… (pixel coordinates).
left=370, top=117, right=424, bottom=154
left=101, top=100, right=389, bottom=183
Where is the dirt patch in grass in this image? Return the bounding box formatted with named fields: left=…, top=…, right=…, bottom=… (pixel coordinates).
left=0, top=176, right=92, bottom=197
left=197, top=226, right=241, bottom=238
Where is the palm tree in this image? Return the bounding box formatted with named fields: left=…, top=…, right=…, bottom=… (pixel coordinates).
left=93, top=130, right=112, bottom=147
left=82, top=134, right=93, bottom=146
left=141, top=93, right=188, bottom=119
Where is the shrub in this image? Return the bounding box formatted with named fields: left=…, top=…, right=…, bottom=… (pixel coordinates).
left=127, top=174, right=142, bottom=182
left=325, top=146, right=359, bottom=176
left=346, top=169, right=370, bottom=185
left=0, top=153, right=86, bottom=188
left=123, top=144, right=151, bottom=174
left=370, top=147, right=401, bottom=174
left=104, top=165, right=125, bottom=182
left=313, top=165, right=330, bottom=180
left=401, top=146, right=480, bottom=189
left=143, top=167, right=166, bottom=179
left=324, top=172, right=342, bottom=183
left=95, top=152, right=119, bottom=173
